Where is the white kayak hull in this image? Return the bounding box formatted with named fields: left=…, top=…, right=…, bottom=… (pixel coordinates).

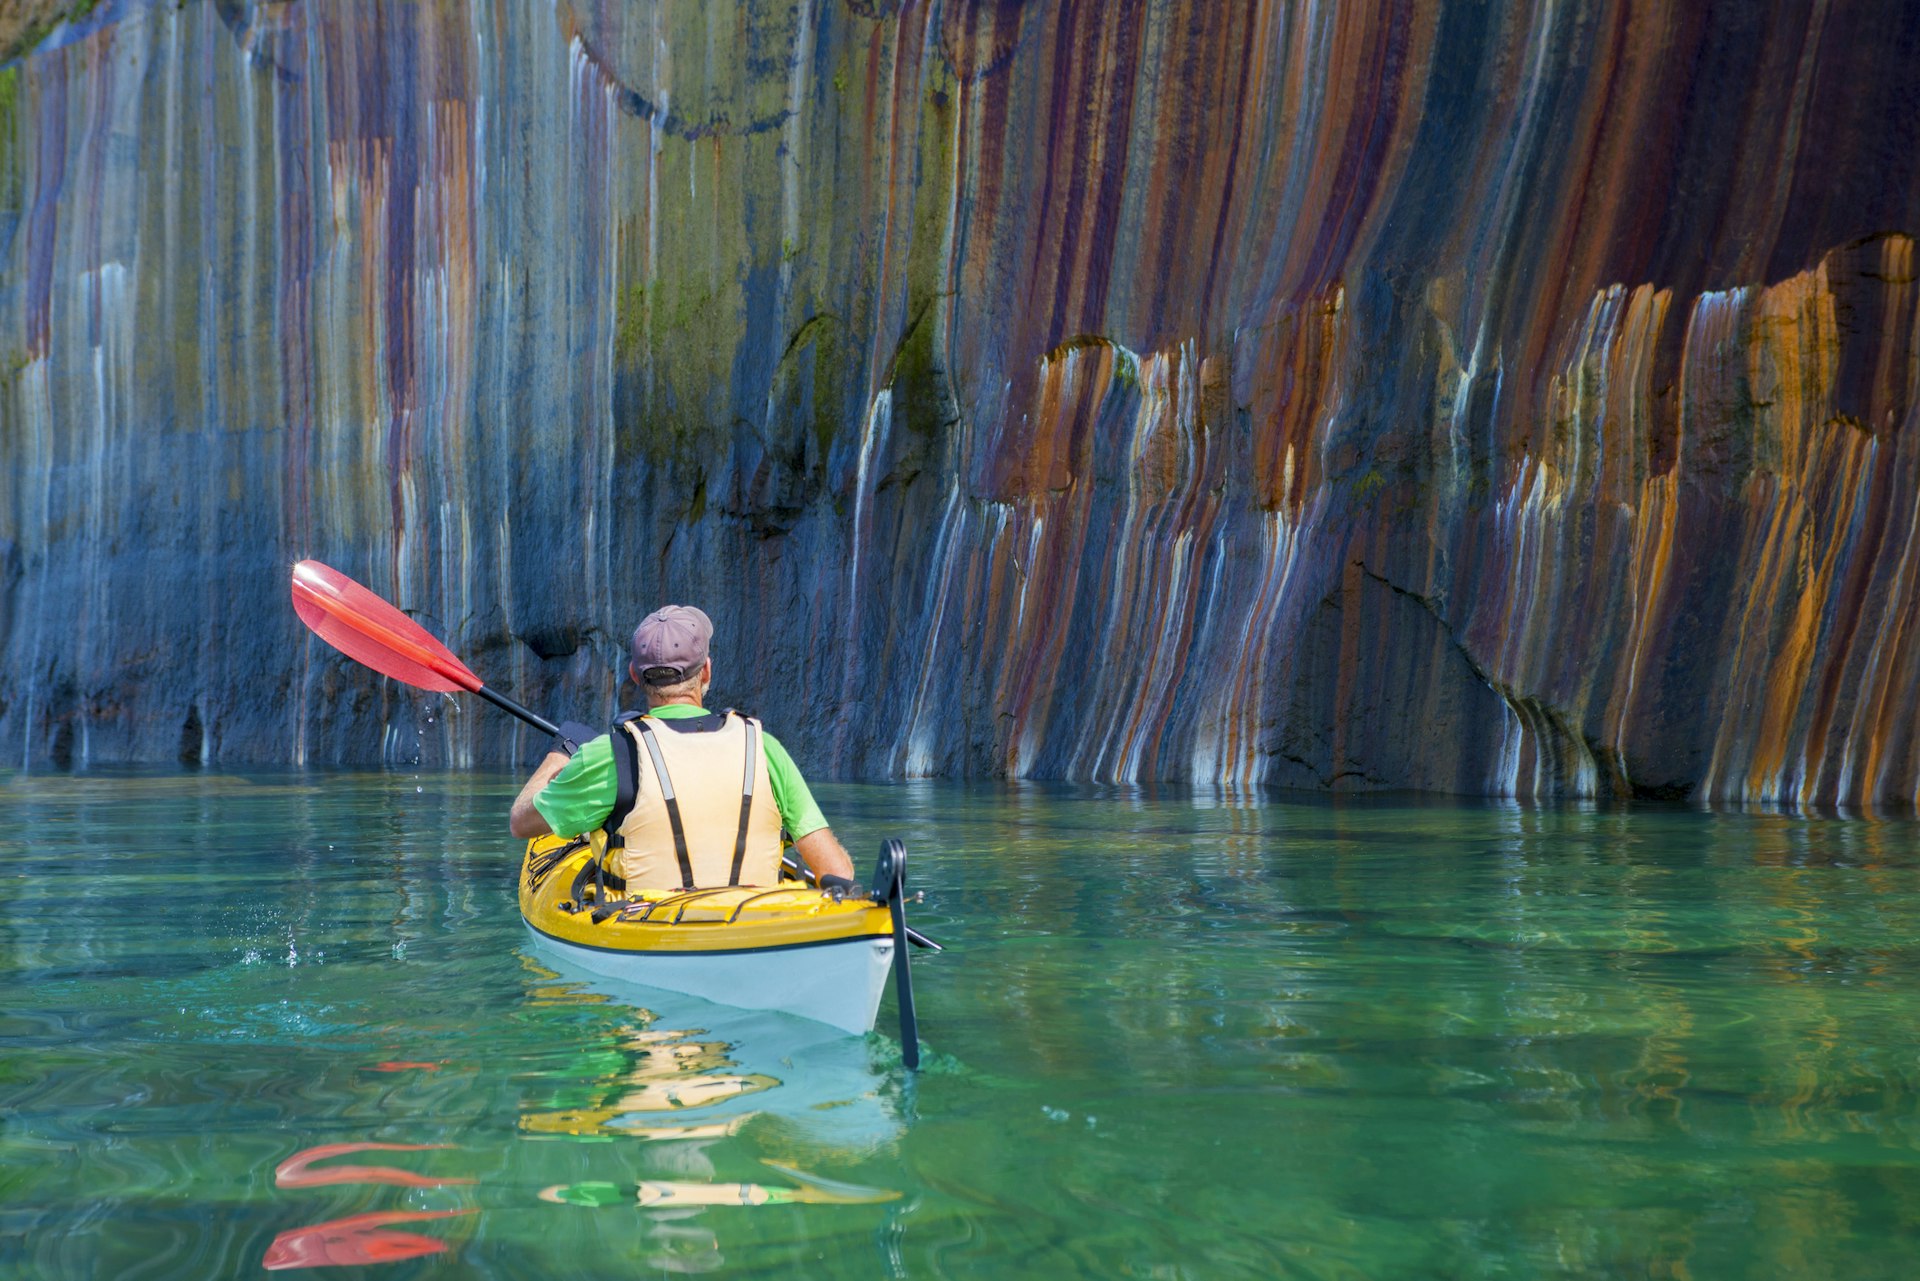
left=525, top=923, right=897, bottom=1035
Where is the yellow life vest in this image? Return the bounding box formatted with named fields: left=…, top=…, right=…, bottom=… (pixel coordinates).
left=606, top=711, right=784, bottom=890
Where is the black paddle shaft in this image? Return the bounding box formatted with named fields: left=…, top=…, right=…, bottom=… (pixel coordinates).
left=875, top=839, right=921, bottom=1071
left=473, top=684, right=561, bottom=738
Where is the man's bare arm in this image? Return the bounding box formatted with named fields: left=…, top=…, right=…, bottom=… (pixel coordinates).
left=508, top=752, right=570, bottom=839
left=792, top=826, right=854, bottom=881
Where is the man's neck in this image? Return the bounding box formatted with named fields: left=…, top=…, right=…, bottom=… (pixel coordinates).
left=645, top=694, right=706, bottom=711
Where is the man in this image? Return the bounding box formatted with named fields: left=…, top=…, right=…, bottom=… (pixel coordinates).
left=508, top=604, right=855, bottom=891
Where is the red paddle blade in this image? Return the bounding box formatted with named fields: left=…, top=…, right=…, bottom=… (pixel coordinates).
left=291, top=560, right=480, bottom=694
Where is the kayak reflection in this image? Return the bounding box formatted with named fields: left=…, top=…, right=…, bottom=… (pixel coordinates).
left=517, top=951, right=905, bottom=1272
left=517, top=951, right=905, bottom=1155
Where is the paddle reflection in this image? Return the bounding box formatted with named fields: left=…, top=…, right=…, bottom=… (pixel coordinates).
left=274, top=1142, right=474, bottom=1189
left=265, top=1143, right=475, bottom=1268
left=263, top=1209, right=475, bottom=1270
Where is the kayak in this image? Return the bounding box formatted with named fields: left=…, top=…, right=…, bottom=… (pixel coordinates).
left=518, top=835, right=900, bottom=1035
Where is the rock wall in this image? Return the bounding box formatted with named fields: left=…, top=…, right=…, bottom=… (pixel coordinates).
left=3, top=0, right=1920, bottom=803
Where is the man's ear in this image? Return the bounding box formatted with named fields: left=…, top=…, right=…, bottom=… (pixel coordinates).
left=629, top=661, right=640, bottom=684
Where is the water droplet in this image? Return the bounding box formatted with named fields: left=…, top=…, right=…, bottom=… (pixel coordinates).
left=416, top=785, right=424, bottom=793
left=1042, top=1106, right=1069, bottom=1122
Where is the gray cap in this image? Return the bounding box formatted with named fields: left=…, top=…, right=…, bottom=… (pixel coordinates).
left=630, top=605, right=712, bottom=685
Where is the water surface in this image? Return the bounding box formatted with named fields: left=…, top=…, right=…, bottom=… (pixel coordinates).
left=3, top=772, right=1919, bottom=1277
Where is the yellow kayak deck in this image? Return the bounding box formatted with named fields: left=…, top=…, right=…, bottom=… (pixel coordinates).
left=519, top=834, right=894, bottom=955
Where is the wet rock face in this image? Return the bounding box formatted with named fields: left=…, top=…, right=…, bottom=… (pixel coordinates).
left=3, top=0, right=1919, bottom=803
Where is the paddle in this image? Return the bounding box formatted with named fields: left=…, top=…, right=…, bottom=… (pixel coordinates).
left=290, top=560, right=559, bottom=738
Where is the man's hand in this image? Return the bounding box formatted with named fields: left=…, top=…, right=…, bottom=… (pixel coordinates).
left=817, top=873, right=859, bottom=901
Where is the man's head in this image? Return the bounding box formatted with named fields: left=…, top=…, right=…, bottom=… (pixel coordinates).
left=630, top=605, right=713, bottom=703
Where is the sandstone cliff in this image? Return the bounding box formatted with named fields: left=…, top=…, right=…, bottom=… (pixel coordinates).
left=3, top=0, right=1918, bottom=803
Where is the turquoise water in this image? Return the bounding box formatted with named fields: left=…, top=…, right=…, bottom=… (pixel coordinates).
left=4, top=772, right=1920, bottom=1278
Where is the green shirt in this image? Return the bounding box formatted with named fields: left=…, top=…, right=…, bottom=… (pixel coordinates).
left=532, top=705, right=829, bottom=840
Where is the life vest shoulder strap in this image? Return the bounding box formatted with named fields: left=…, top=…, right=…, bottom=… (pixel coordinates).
left=631, top=715, right=696, bottom=889
left=604, top=711, right=646, bottom=842
left=588, top=712, right=649, bottom=917
left=729, top=715, right=760, bottom=887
